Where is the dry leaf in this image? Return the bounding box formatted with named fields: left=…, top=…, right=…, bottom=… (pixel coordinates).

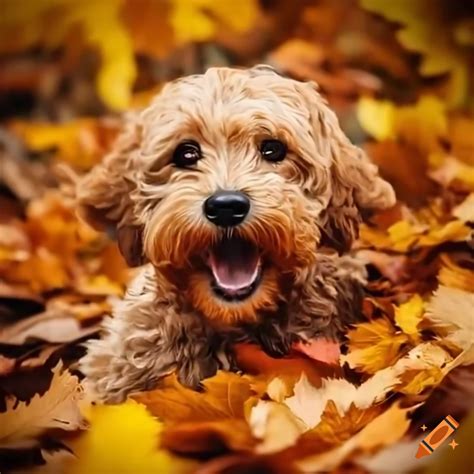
left=0, top=364, right=86, bottom=445
left=361, top=1, right=471, bottom=106
left=134, top=372, right=255, bottom=424
left=297, top=403, right=411, bottom=472
left=357, top=96, right=447, bottom=153
left=394, top=294, right=424, bottom=340
left=341, top=317, right=408, bottom=373
left=161, top=419, right=256, bottom=455
left=249, top=400, right=306, bottom=454
left=426, top=286, right=474, bottom=366
left=170, top=0, right=259, bottom=43
left=63, top=401, right=194, bottom=474
left=282, top=373, right=396, bottom=430
left=437, top=254, right=474, bottom=292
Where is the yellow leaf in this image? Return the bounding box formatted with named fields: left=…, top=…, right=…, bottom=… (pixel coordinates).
left=307, top=401, right=383, bottom=446
left=64, top=401, right=193, bottom=474
left=360, top=218, right=471, bottom=252
left=357, top=96, right=447, bottom=154
left=0, top=0, right=135, bottom=109
left=361, top=0, right=470, bottom=106
left=394, top=294, right=424, bottom=339
left=438, top=254, right=474, bottom=292
left=357, top=97, right=396, bottom=141
left=0, top=364, right=86, bottom=445
left=399, top=367, right=445, bottom=395
left=10, top=119, right=120, bottom=170
left=342, top=318, right=408, bottom=373
left=170, top=0, right=259, bottom=43
left=76, top=274, right=124, bottom=297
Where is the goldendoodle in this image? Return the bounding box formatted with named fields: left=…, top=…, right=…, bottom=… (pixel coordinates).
left=76, top=65, right=395, bottom=402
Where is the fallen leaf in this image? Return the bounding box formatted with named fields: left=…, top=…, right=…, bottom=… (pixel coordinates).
left=170, top=0, right=259, bottom=43
left=297, top=403, right=411, bottom=472
left=359, top=218, right=471, bottom=252
left=161, top=419, right=256, bottom=455
left=0, top=310, right=86, bottom=344
left=341, top=317, right=408, bottom=373
left=62, top=401, right=194, bottom=474
left=437, top=254, right=474, bottom=292
left=394, top=294, right=424, bottom=340
left=426, top=286, right=474, bottom=366
left=283, top=373, right=397, bottom=430
left=0, top=364, right=86, bottom=445
left=361, top=1, right=471, bottom=106
left=134, top=372, right=255, bottom=424
left=249, top=400, right=306, bottom=454
left=303, top=401, right=383, bottom=446
left=357, top=96, right=447, bottom=154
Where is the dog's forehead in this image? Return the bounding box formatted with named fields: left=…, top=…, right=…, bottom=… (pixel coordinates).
left=143, top=67, right=312, bottom=126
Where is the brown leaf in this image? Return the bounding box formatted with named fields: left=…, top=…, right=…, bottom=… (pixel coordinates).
left=296, top=403, right=411, bottom=472
left=0, top=364, right=87, bottom=445
left=134, top=372, right=255, bottom=424
left=162, top=419, right=256, bottom=455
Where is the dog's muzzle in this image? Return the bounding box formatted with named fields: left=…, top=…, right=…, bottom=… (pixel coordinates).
left=204, top=191, right=250, bottom=227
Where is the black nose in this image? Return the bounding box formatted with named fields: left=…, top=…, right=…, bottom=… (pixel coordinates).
left=204, top=191, right=250, bottom=227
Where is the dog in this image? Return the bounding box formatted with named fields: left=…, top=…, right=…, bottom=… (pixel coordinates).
left=76, top=65, right=395, bottom=402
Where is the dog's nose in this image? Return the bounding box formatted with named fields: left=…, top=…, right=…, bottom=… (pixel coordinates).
left=204, top=191, right=250, bottom=227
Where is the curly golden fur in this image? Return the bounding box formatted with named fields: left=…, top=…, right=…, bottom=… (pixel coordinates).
left=77, top=66, right=395, bottom=402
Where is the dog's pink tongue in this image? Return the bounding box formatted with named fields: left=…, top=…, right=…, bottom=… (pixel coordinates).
left=209, top=238, right=260, bottom=291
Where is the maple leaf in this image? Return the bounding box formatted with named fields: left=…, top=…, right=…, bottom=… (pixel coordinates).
left=296, top=403, right=411, bottom=473
left=303, top=401, right=383, bottom=446
left=133, top=371, right=255, bottom=424
left=373, top=342, right=453, bottom=395
left=281, top=373, right=398, bottom=431
left=426, top=285, right=474, bottom=366
left=62, top=401, right=194, bottom=474
left=341, top=317, right=408, bottom=373
left=394, top=294, right=424, bottom=341
left=0, top=364, right=87, bottom=445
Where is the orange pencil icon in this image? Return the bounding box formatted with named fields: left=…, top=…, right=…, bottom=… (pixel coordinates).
left=415, top=415, right=459, bottom=458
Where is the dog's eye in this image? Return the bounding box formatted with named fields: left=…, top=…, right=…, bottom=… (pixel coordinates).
left=172, top=141, right=202, bottom=167
left=259, top=139, right=287, bottom=162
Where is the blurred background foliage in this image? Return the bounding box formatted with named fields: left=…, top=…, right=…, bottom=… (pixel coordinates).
left=1, top=2, right=474, bottom=473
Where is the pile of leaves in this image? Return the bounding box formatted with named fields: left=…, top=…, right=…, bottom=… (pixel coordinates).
left=1, top=1, right=473, bottom=473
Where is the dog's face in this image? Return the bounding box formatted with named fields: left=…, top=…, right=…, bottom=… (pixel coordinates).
left=77, top=66, right=395, bottom=326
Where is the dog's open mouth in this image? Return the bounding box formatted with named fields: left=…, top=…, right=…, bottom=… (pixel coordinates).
left=206, top=237, right=261, bottom=301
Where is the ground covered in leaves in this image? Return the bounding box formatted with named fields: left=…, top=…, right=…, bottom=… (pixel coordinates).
left=0, top=1, right=473, bottom=473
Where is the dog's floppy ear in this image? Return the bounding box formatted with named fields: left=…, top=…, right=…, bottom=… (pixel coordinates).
left=76, top=116, right=145, bottom=267
left=302, top=83, right=396, bottom=252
